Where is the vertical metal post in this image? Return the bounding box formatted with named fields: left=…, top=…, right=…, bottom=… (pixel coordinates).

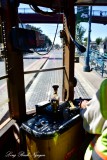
left=83, top=6, right=92, bottom=72
left=101, top=60, right=104, bottom=77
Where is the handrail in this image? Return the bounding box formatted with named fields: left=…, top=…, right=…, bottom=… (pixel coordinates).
left=24, top=66, right=65, bottom=74
left=86, top=49, right=107, bottom=77
left=0, top=74, right=8, bottom=80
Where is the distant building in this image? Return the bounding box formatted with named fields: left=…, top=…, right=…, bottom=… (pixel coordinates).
left=103, top=40, right=107, bottom=53
left=99, top=42, right=104, bottom=54
left=90, top=41, right=97, bottom=50
left=90, top=41, right=107, bottom=54
left=99, top=40, right=107, bottom=54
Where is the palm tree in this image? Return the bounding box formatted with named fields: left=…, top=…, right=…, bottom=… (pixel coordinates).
left=84, top=37, right=88, bottom=47
left=75, top=23, right=86, bottom=44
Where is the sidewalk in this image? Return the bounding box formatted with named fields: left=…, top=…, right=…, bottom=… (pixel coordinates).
left=74, top=57, right=107, bottom=99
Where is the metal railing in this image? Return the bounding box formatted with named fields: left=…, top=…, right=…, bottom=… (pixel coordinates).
left=18, top=8, right=107, bottom=17
left=92, top=10, right=107, bottom=17
left=84, top=49, right=107, bottom=77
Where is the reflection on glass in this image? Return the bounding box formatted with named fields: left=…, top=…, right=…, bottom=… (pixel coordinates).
left=23, top=49, right=63, bottom=112
left=25, top=70, right=63, bottom=112
left=0, top=56, right=6, bottom=77
left=0, top=79, right=9, bottom=126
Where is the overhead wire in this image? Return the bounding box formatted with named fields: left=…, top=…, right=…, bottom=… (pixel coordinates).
left=28, top=4, right=62, bottom=56
left=18, top=3, right=62, bottom=55
left=64, top=15, right=86, bottom=53
left=29, top=4, right=57, bottom=16
left=33, top=16, right=60, bottom=56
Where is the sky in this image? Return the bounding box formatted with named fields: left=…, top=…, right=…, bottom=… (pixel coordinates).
left=31, top=24, right=63, bottom=46
left=19, top=4, right=107, bottom=45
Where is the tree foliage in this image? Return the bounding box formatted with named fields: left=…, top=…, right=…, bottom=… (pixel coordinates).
left=95, top=37, right=102, bottom=45
left=54, top=44, right=60, bottom=49
left=26, top=24, right=42, bottom=33
left=84, top=37, right=88, bottom=46
left=75, top=23, right=86, bottom=44
left=44, top=35, right=52, bottom=47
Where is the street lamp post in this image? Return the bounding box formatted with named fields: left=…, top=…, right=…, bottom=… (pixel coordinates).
left=83, top=6, right=92, bottom=72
